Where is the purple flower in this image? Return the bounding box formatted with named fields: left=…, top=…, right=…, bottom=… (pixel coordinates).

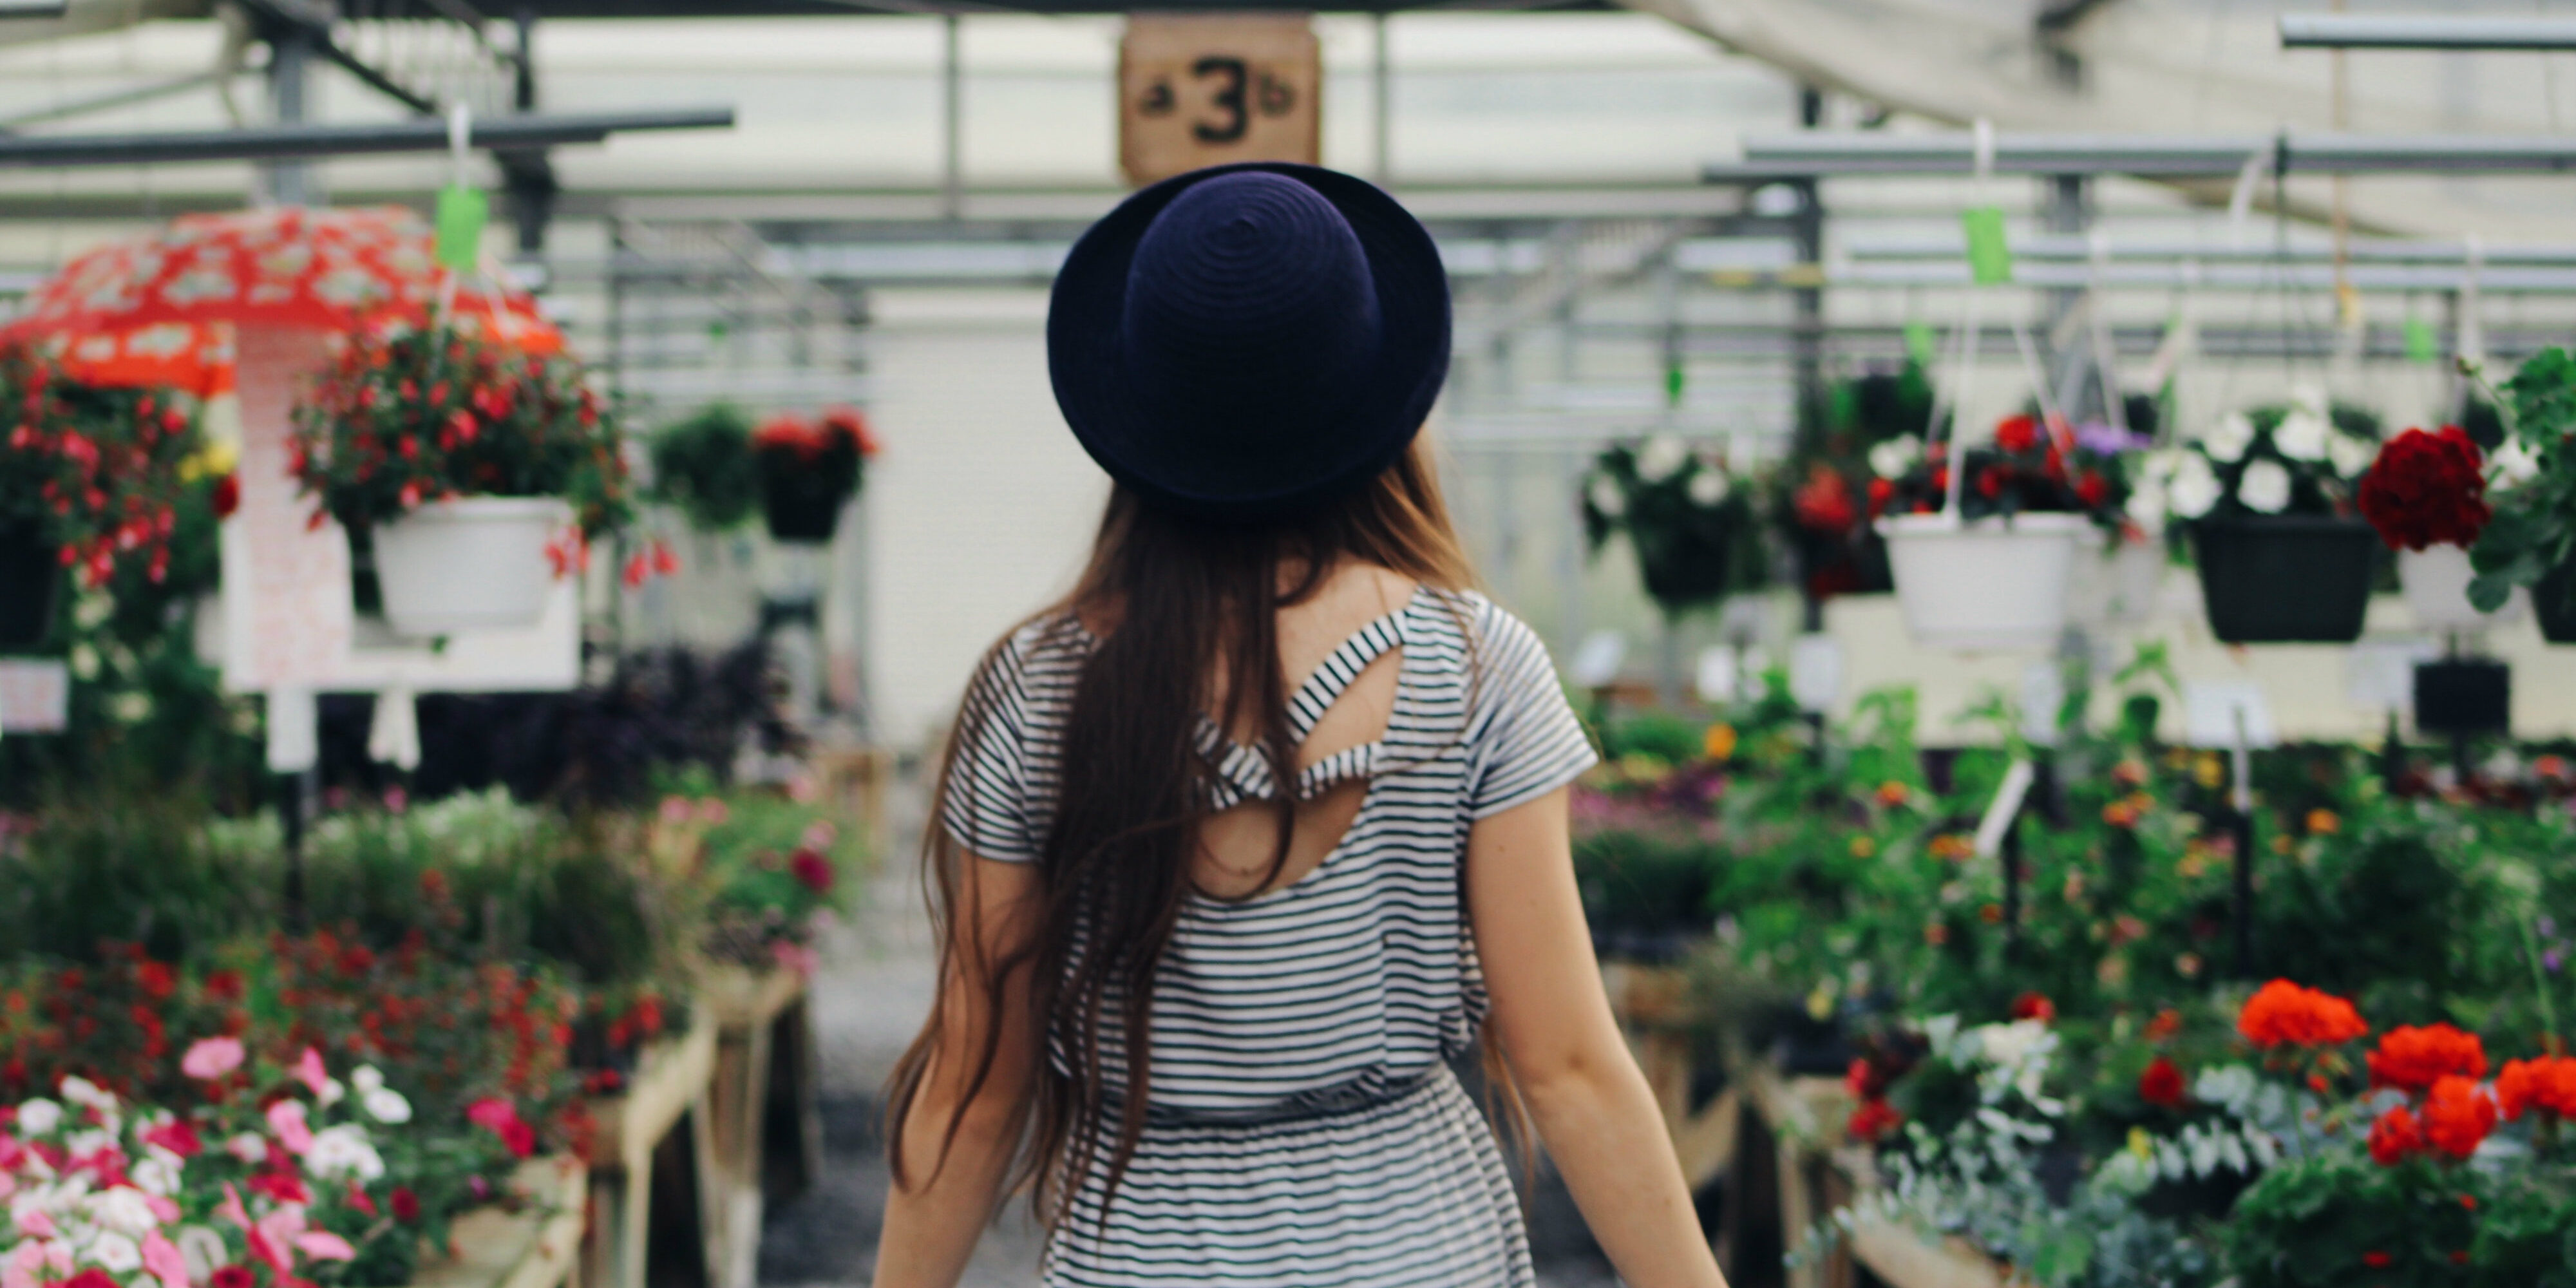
left=2547, top=949, right=2564, bottom=974
left=2074, top=420, right=2152, bottom=458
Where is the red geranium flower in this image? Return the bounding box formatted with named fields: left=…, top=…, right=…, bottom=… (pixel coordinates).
left=2138, top=1056, right=2188, bottom=1110
left=790, top=846, right=835, bottom=895
left=1846, top=1098, right=1903, bottom=1144
left=2359, top=426, right=2490, bottom=551
left=2009, top=992, right=2056, bottom=1023
left=391, top=1186, right=421, bottom=1222
left=2237, top=980, right=2368, bottom=1048
left=2368, top=1104, right=2423, bottom=1166
left=1994, top=414, right=2040, bottom=454
left=2496, top=1056, right=2576, bottom=1120
left=1792, top=464, right=1856, bottom=536
left=2421, top=1075, right=2497, bottom=1160
left=2362, top=1251, right=2393, bottom=1269
left=2367, top=1023, right=2488, bottom=1094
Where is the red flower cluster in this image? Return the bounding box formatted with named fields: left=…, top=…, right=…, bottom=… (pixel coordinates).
left=1846, top=1097, right=1902, bottom=1145
left=2009, top=992, right=2056, bottom=1023
left=2367, top=1023, right=2488, bottom=1093
left=0, top=343, right=204, bottom=588
left=1792, top=464, right=1856, bottom=536
left=2137, top=1056, right=2188, bottom=1110
left=2496, top=1056, right=2576, bottom=1121
left=2236, top=980, right=2368, bottom=1049
left=2358, top=425, right=2490, bottom=551
left=2421, top=1075, right=2498, bottom=1159
left=754, top=406, right=880, bottom=460
left=790, top=846, right=836, bottom=894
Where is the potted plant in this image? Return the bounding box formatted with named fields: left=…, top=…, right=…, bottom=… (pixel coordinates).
left=291, top=327, right=630, bottom=638
left=0, top=342, right=204, bottom=650
left=2468, top=347, right=2576, bottom=643
left=1580, top=433, right=1760, bottom=616
left=1868, top=412, right=2126, bottom=650
left=649, top=402, right=761, bottom=533
left=2356, top=424, right=2513, bottom=632
left=2133, top=388, right=2383, bottom=643
left=753, top=406, right=876, bottom=544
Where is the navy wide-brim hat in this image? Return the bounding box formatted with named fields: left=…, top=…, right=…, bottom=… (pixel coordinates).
left=1048, top=162, right=1450, bottom=522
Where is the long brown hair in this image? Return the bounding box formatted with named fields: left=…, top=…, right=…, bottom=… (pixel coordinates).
left=886, top=437, right=1512, bottom=1224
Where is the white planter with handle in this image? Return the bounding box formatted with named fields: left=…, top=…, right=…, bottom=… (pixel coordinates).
left=2399, top=544, right=2524, bottom=632
left=371, top=496, right=572, bottom=637
left=1880, top=511, right=2097, bottom=651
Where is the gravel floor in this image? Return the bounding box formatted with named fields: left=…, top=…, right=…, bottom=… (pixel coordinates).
left=755, top=770, right=1620, bottom=1288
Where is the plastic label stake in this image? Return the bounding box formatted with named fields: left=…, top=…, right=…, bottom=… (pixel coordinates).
left=435, top=185, right=489, bottom=272
left=1973, top=758, right=2037, bottom=861
left=2404, top=316, right=2441, bottom=364
left=1904, top=319, right=1939, bottom=369
left=1962, top=206, right=2013, bottom=286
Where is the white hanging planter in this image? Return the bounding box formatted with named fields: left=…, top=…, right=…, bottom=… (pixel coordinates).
left=371, top=496, right=573, bottom=637
left=2399, top=544, right=2524, bottom=632
left=1880, top=511, right=2098, bottom=651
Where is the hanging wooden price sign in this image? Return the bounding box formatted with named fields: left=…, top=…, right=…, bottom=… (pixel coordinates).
left=1119, top=14, right=1320, bottom=187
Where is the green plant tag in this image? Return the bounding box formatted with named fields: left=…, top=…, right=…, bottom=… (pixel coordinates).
left=434, top=185, right=488, bottom=272
left=2404, top=316, right=2440, bottom=364
left=1665, top=361, right=1686, bottom=410
left=1904, top=319, right=1938, bottom=368
left=1962, top=206, right=2012, bottom=285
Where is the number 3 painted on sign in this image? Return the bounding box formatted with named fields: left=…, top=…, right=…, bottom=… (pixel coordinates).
left=1191, top=56, right=1249, bottom=144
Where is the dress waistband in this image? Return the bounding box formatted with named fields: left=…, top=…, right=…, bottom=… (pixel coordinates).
left=1130, top=1066, right=1446, bottom=1130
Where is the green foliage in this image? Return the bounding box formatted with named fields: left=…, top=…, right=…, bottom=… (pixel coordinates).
left=2470, top=347, right=2576, bottom=611
left=650, top=402, right=761, bottom=531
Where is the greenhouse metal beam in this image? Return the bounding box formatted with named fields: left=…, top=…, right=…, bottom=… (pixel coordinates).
left=0, top=108, right=733, bottom=169
left=2278, top=15, right=2576, bottom=52
left=1837, top=233, right=2576, bottom=268
left=1717, top=132, right=2576, bottom=178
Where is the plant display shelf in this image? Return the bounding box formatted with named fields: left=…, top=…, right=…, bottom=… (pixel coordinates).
left=809, top=742, right=896, bottom=873
left=577, top=1021, right=723, bottom=1288
left=1729, top=1057, right=2011, bottom=1288
left=700, top=965, right=823, bottom=1288
left=399, top=1157, right=589, bottom=1288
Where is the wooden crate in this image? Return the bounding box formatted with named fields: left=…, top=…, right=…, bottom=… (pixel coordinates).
left=578, top=1021, right=721, bottom=1288
left=699, top=965, right=824, bottom=1288
left=399, top=1156, right=587, bottom=1288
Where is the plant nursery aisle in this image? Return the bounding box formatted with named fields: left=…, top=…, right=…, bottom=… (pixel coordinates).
left=750, top=770, right=1623, bottom=1288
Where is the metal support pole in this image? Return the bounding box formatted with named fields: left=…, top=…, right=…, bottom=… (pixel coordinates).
left=1373, top=12, right=1392, bottom=187
left=263, top=16, right=317, bottom=207
left=507, top=6, right=557, bottom=258
left=942, top=12, right=964, bottom=221
left=2040, top=173, right=2093, bottom=417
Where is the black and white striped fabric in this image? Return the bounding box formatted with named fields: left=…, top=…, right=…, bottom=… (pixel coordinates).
left=942, top=586, right=1597, bottom=1287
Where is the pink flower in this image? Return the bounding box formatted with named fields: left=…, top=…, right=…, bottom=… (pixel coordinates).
left=293, top=1233, right=355, bottom=1263
left=772, top=942, right=820, bottom=978
left=694, top=799, right=729, bottom=826
left=181, top=1037, right=245, bottom=1081
left=142, top=1231, right=191, bottom=1288
left=265, top=1100, right=314, bottom=1156
left=294, top=1047, right=331, bottom=1097
left=215, top=1182, right=251, bottom=1229
left=466, top=1098, right=520, bottom=1134
left=12, top=1208, right=57, bottom=1239
left=658, top=795, right=692, bottom=824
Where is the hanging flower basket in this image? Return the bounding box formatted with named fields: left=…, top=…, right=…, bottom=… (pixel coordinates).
left=2191, top=516, right=2381, bottom=644
left=1581, top=434, right=1759, bottom=617
left=371, top=496, right=574, bottom=636
left=0, top=518, right=59, bottom=650
left=755, top=408, right=876, bottom=545
left=292, top=326, right=632, bottom=636
left=2537, top=556, right=2576, bottom=645
left=1879, top=511, right=2096, bottom=651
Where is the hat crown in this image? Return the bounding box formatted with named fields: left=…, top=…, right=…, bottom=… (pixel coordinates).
left=1119, top=173, right=1382, bottom=426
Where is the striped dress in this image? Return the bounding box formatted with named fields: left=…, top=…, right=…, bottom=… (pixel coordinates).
left=942, top=585, right=1598, bottom=1287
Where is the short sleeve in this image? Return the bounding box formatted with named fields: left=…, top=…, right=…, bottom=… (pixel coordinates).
left=938, top=634, right=1044, bottom=863
left=1466, top=601, right=1599, bottom=818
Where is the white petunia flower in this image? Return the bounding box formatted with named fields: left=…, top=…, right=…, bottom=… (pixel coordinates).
left=2327, top=429, right=2378, bottom=479
left=2168, top=453, right=2223, bottom=519
left=131, top=1157, right=181, bottom=1198
left=2201, top=412, right=2257, bottom=463
left=86, top=1232, right=142, bottom=1273
left=225, top=1133, right=267, bottom=1165
left=351, top=1066, right=385, bottom=1097
left=2492, top=437, right=2540, bottom=489
left=1868, top=435, right=1924, bottom=480
left=1586, top=475, right=1625, bottom=519
left=2126, top=480, right=2168, bottom=530
left=2288, top=383, right=2329, bottom=418
left=86, top=1187, right=159, bottom=1237
left=2272, top=408, right=2331, bottom=462
left=2238, top=459, right=2295, bottom=513
left=14, top=1100, right=63, bottom=1137
left=1685, top=468, right=1730, bottom=506
left=314, top=1077, right=345, bottom=1110
left=361, top=1088, right=412, bottom=1125
left=56, top=1079, right=112, bottom=1115
left=1634, top=434, right=1690, bottom=483
left=303, top=1124, right=385, bottom=1183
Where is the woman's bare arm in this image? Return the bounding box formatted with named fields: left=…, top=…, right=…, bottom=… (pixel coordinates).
left=1468, top=787, right=1730, bottom=1288
left=871, top=855, right=1043, bottom=1288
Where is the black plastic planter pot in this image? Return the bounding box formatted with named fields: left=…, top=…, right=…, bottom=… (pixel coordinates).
left=0, top=520, right=59, bottom=652
left=2192, top=517, right=2381, bottom=644
left=1635, top=529, right=1733, bottom=613
left=2415, top=659, right=2510, bottom=737
left=2537, top=558, right=2576, bottom=646
left=761, top=477, right=848, bottom=544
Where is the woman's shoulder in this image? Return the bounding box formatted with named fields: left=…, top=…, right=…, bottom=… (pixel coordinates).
left=1416, top=585, right=1544, bottom=656
left=966, top=610, right=1094, bottom=717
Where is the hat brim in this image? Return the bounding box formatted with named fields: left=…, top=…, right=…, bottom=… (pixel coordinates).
left=1047, top=162, right=1450, bottom=524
